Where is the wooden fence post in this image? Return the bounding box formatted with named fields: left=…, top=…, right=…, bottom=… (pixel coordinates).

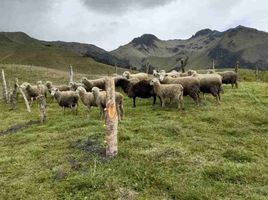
left=37, top=83, right=46, bottom=123
left=1, top=69, right=9, bottom=103
left=10, top=81, right=18, bottom=110
left=255, top=65, right=259, bottom=81
left=16, top=78, right=31, bottom=113
left=105, top=77, right=118, bottom=158
left=69, top=64, right=73, bottom=85
left=235, top=61, right=239, bottom=73
left=212, top=59, right=215, bottom=70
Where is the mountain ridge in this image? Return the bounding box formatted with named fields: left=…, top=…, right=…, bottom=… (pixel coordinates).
left=111, top=25, right=268, bottom=71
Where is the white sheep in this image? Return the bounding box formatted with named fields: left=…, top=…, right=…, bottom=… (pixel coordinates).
left=91, top=87, right=124, bottom=120
left=150, top=78, right=184, bottom=110
left=51, top=88, right=79, bottom=114
left=122, top=71, right=148, bottom=81
left=76, top=86, right=96, bottom=111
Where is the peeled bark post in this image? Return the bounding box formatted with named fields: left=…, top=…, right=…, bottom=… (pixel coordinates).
left=1, top=69, right=9, bottom=103
left=69, top=64, right=74, bottom=86
left=16, top=78, right=31, bottom=113
left=104, top=77, right=118, bottom=158
left=37, top=84, right=46, bottom=123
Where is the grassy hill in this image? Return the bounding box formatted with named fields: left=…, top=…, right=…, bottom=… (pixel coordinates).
left=0, top=64, right=268, bottom=199
left=111, top=26, right=268, bottom=71
left=0, top=32, right=127, bottom=75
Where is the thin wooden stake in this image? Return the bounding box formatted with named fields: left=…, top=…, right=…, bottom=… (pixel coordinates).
left=212, top=59, right=215, bottom=70
left=235, top=61, right=239, bottom=73
left=105, top=77, right=118, bottom=158
left=16, top=79, right=31, bottom=113
left=37, top=82, right=46, bottom=123
left=69, top=64, right=74, bottom=86
left=1, top=69, right=9, bottom=103
left=10, top=82, right=18, bottom=110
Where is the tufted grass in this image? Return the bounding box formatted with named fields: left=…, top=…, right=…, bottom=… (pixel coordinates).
left=0, top=65, right=268, bottom=199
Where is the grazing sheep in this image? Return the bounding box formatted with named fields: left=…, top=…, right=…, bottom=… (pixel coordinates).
left=51, top=88, right=79, bottom=114
left=76, top=86, right=96, bottom=111
left=207, top=70, right=238, bottom=88
left=45, top=81, right=70, bottom=93
left=190, top=71, right=223, bottom=104
left=159, top=70, right=181, bottom=78
left=159, top=72, right=201, bottom=105
left=70, top=82, right=86, bottom=91
left=150, top=78, right=184, bottom=110
left=21, top=82, right=48, bottom=103
left=81, top=77, right=105, bottom=91
left=122, top=71, right=148, bottom=80
left=115, top=77, right=157, bottom=107
left=91, top=87, right=124, bottom=120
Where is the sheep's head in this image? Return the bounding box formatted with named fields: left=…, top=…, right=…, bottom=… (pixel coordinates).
left=122, top=71, right=130, bottom=79
left=36, top=81, right=43, bottom=85
left=76, top=86, right=86, bottom=94
left=81, top=77, right=88, bottom=84
left=159, top=72, right=168, bottom=82
left=152, top=70, right=159, bottom=77
left=187, top=70, right=197, bottom=76
left=45, top=81, right=52, bottom=88
left=150, top=78, right=159, bottom=85
left=91, top=87, right=101, bottom=96
left=207, top=69, right=215, bottom=74
left=50, top=87, right=59, bottom=96
left=20, top=82, right=30, bottom=89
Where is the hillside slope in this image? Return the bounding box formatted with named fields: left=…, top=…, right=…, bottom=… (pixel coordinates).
left=0, top=32, right=126, bottom=74
left=111, top=26, right=268, bottom=71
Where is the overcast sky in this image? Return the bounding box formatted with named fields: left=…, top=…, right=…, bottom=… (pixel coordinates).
left=0, top=0, right=267, bottom=50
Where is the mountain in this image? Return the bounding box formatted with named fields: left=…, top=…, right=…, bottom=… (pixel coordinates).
left=0, top=32, right=128, bottom=74
left=111, top=26, right=268, bottom=71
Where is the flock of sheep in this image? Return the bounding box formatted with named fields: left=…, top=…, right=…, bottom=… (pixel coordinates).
left=19, top=68, right=238, bottom=119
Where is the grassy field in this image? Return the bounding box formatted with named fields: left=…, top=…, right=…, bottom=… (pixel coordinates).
left=0, top=65, right=268, bottom=199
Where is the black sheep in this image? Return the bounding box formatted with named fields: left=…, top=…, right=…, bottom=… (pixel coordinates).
left=114, top=77, right=157, bottom=107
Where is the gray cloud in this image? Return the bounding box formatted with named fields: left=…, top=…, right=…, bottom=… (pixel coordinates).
left=81, top=0, right=175, bottom=14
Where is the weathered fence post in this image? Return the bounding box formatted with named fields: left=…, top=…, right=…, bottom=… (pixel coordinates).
left=16, top=78, right=31, bottom=113
left=212, top=59, right=215, bottom=70
left=69, top=64, right=73, bottom=85
left=1, top=69, right=9, bottom=103
left=105, top=77, right=118, bottom=158
left=255, top=65, right=259, bottom=81
left=37, top=83, right=46, bottom=123
left=235, top=61, right=239, bottom=73
left=10, top=81, right=18, bottom=110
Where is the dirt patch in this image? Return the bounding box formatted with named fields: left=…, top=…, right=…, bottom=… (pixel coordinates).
left=71, top=137, right=105, bottom=158
left=0, top=120, right=40, bottom=136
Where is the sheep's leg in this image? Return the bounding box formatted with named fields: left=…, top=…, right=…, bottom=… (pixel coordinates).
left=153, top=95, right=156, bottom=105
left=158, top=97, right=162, bottom=106
left=116, top=106, right=121, bottom=121
left=133, top=97, right=136, bottom=108
left=211, top=88, right=220, bottom=105
left=119, top=103, right=124, bottom=120
left=235, top=81, right=238, bottom=88
left=161, top=97, right=165, bottom=107
left=180, top=93, right=184, bottom=110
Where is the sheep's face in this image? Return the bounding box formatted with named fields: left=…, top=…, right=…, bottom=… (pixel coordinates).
left=76, top=86, right=86, bottom=93
left=36, top=81, right=43, bottom=85
left=45, top=81, right=52, bottom=88
left=159, top=72, right=167, bottom=82
left=20, top=82, right=30, bottom=89
left=91, top=87, right=100, bottom=94
left=122, top=71, right=130, bottom=79
left=150, top=78, right=158, bottom=85
left=81, top=77, right=87, bottom=84
left=152, top=70, right=159, bottom=77
left=50, top=88, right=58, bottom=96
